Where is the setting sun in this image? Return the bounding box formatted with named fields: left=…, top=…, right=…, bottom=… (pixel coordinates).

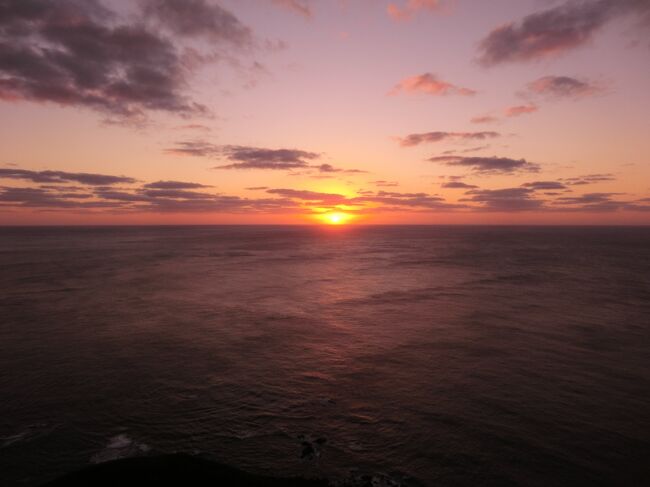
left=322, top=212, right=351, bottom=225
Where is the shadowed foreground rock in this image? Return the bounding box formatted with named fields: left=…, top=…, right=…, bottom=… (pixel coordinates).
left=43, top=454, right=329, bottom=487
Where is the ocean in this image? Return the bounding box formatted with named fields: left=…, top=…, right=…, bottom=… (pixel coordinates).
left=1, top=226, right=649, bottom=486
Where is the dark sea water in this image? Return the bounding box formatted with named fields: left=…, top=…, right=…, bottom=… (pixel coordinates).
left=1, top=226, right=649, bottom=486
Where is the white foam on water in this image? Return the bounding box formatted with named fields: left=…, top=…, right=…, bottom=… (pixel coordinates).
left=91, top=434, right=150, bottom=464
left=0, top=423, right=56, bottom=448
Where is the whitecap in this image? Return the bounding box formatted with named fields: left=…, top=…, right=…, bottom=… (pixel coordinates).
left=91, top=434, right=150, bottom=464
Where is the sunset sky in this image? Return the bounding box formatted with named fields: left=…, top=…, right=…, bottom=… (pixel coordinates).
left=1, top=0, right=649, bottom=224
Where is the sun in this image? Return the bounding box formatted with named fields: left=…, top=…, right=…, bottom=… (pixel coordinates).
left=321, top=212, right=351, bottom=225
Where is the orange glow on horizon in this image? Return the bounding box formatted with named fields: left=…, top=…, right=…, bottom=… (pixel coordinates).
left=319, top=212, right=353, bottom=225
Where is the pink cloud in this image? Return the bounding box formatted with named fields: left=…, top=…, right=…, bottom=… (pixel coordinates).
left=390, top=73, right=476, bottom=97
left=388, top=0, right=444, bottom=21
left=504, top=104, right=539, bottom=117
left=471, top=115, right=498, bottom=124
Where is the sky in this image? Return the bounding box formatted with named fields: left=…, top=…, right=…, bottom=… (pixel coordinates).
left=0, top=0, right=649, bottom=225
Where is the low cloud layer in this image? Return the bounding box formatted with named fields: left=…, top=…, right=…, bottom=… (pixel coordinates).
left=1, top=164, right=647, bottom=215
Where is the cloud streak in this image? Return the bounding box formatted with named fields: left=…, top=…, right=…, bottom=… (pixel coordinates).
left=0, top=168, right=136, bottom=185
left=143, top=180, right=212, bottom=189
left=561, top=174, right=616, bottom=185
left=399, top=131, right=500, bottom=147
left=429, top=156, right=540, bottom=174
left=462, top=187, right=543, bottom=211
left=522, top=181, right=567, bottom=190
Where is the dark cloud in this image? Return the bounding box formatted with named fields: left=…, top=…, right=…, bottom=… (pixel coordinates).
left=94, top=189, right=151, bottom=202
left=0, top=0, right=215, bottom=120
left=522, top=181, right=567, bottom=190
left=0, top=168, right=136, bottom=185
left=317, top=163, right=367, bottom=174
left=166, top=141, right=321, bottom=171
left=141, top=188, right=216, bottom=199
left=136, top=195, right=299, bottom=213
left=317, top=163, right=338, bottom=173
left=556, top=192, right=620, bottom=204
left=442, top=181, right=479, bottom=189
left=552, top=192, right=643, bottom=212
left=0, top=0, right=256, bottom=120
left=142, top=0, right=252, bottom=44
left=143, top=180, right=211, bottom=189
left=462, top=187, right=544, bottom=211
left=90, top=185, right=301, bottom=213
left=528, top=76, right=598, bottom=99
left=216, top=146, right=320, bottom=170
left=477, top=0, right=650, bottom=66
left=0, top=186, right=118, bottom=209
left=399, top=131, right=500, bottom=147
left=561, top=174, right=616, bottom=185
left=429, top=156, right=540, bottom=174
left=165, top=141, right=222, bottom=157
left=245, top=186, right=269, bottom=191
